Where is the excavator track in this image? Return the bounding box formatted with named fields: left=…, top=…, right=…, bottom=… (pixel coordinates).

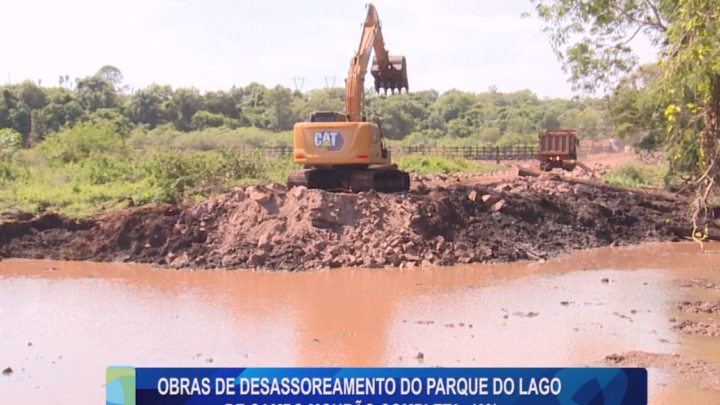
left=287, top=165, right=410, bottom=193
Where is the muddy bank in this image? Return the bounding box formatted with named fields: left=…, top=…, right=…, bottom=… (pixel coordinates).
left=605, top=351, right=720, bottom=391
left=678, top=278, right=720, bottom=290
left=673, top=321, right=720, bottom=337
left=677, top=301, right=720, bottom=314
left=0, top=176, right=715, bottom=271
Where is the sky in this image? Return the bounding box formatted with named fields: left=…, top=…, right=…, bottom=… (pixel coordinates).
left=0, top=0, right=660, bottom=98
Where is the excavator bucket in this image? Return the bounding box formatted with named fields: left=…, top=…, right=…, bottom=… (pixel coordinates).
left=371, top=55, right=408, bottom=94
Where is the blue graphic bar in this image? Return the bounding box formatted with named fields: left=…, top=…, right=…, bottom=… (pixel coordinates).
left=109, top=367, right=648, bottom=405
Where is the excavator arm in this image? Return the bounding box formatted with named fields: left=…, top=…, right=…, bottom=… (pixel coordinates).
left=345, top=3, right=408, bottom=122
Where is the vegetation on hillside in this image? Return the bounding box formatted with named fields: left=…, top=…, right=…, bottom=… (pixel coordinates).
left=2, top=64, right=667, bottom=150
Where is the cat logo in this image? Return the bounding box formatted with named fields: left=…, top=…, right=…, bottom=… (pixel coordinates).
left=313, top=131, right=345, bottom=151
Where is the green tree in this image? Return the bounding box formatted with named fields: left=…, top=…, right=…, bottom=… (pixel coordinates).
left=263, top=85, right=296, bottom=130
left=608, top=64, right=666, bottom=145
left=433, top=89, right=476, bottom=122
left=204, top=90, right=240, bottom=119
left=525, top=0, right=670, bottom=93
left=75, top=75, right=118, bottom=112
left=526, top=0, right=720, bottom=234
left=97, top=65, right=125, bottom=91
left=129, top=89, right=162, bottom=128
left=172, top=87, right=204, bottom=131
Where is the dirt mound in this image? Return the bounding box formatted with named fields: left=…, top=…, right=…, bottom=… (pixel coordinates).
left=604, top=351, right=720, bottom=391
left=409, top=170, right=509, bottom=184
left=0, top=206, right=202, bottom=263
left=0, top=177, right=709, bottom=271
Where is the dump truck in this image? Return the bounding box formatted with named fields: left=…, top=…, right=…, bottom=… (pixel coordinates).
left=285, top=3, right=410, bottom=193
left=538, top=129, right=579, bottom=171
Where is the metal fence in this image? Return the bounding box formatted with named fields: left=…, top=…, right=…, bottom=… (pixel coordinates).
left=253, top=144, right=620, bottom=161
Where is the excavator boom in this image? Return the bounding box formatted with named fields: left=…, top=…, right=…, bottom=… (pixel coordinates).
left=345, top=3, right=409, bottom=122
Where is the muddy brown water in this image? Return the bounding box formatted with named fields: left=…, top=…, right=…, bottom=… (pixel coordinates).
left=1, top=242, right=719, bottom=404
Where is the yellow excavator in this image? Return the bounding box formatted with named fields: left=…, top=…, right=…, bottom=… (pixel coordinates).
left=286, top=3, right=410, bottom=192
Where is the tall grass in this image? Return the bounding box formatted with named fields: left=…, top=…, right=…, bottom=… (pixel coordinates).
left=395, top=155, right=507, bottom=175
left=128, top=125, right=293, bottom=151
left=603, top=162, right=667, bottom=188
left=0, top=121, right=299, bottom=216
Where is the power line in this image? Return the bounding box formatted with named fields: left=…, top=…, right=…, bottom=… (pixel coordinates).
left=292, top=76, right=305, bottom=92
left=323, top=75, right=337, bottom=88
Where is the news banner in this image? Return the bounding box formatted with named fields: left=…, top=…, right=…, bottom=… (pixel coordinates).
left=106, top=366, right=648, bottom=405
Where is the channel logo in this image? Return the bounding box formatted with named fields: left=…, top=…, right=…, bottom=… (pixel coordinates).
left=106, top=366, right=136, bottom=405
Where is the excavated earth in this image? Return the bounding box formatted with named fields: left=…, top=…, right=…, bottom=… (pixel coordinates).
left=604, top=351, right=720, bottom=391
left=0, top=175, right=717, bottom=271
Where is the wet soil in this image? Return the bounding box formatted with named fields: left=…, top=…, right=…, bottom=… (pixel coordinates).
left=678, top=278, right=720, bottom=290
left=672, top=320, right=720, bottom=337
left=677, top=300, right=720, bottom=314
left=605, top=351, right=720, bottom=391
left=0, top=176, right=713, bottom=271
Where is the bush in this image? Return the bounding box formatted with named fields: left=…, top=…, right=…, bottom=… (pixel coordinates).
left=0, top=129, right=24, bottom=182
left=141, top=147, right=288, bottom=203
left=81, top=154, right=137, bottom=185
left=38, top=121, right=127, bottom=164
left=0, top=120, right=297, bottom=215
left=0, top=128, right=23, bottom=150
left=127, top=123, right=179, bottom=149
left=603, top=162, right=667, bottom=188
left=128, top=126, right=292, bottom=151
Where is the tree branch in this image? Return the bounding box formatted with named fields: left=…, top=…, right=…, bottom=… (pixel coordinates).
left=621, top=10, right=653, bottom=28
left=621, top=24, right=648, bottom=45
left=642, top=0, right=668, bottom=32
left=609, top=1, right=666, bottom=33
